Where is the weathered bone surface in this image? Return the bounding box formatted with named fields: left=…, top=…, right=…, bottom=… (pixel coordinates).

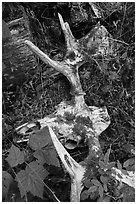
left=48, top=126, right=86, bottom=202
left=48, top=126, right=135, bottom=201
left=16, top=13, right=135, bottom=201
left=16, top=13, right=112, bottom=151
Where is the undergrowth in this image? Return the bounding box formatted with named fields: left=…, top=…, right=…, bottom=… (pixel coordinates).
left=2, top=2, right=135, bottom=202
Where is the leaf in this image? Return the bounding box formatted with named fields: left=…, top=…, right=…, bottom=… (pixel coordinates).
left=29, top=126, right=52, bottom=150
left=6, top=144, right=24, bottom=167
left=100, top=175, right=108, bottom=184
left=109, top=71, right=119, bottom=81
left=122, top=187, right=135, bottom=202
left=104, top=147, right=111, bottom=164
left=33, top=149, right=46, bottom=165
left=87, top=185, right=98, bottom=193
left=82, top=71, right=91, bottom=79
left=16, top=161, right=49, bottom=198
left=91, top=179, right=101, bottom=187
left=117, top=160, right=122, bottom=170
left=97, top=195, right=111, bottom=202
left=98, top=185, right=104, bottom=198
left=101, top=85, right=111, bottom=93
left=2, top=62, right=6, bottom=70
left=83, top=179, right=92, bottom=188
left=123, top=158, right=135, bottom=168
left=123, top=144, right=135, bottom=154
left=125, top=165, right=135, bottom=171
left=2, top=171, right=13, bottom=199
left=98, top=168, right=105, bottom=175
left=121, top=52, right=127, bottom=60
left=99, top=160, right=107, bottom=170
left=2, top=20, right=11, bottom=40
left=34, top=147, right=60, bottom=167
left=15, top=170, right=28, bottom=198
left=106, top=161, right=115, bottom=169
left=103, top=183, right=108, bottom=192
left=100, top=176, right=108, bottom=192
left=80, top=190, right=89, bottom=201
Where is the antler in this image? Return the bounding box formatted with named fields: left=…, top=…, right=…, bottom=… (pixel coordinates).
left=48, top=126, right=85, bottom=202
left=48, top=126, right=135, bottom=202
left=16, top=13, right=134, bottom=201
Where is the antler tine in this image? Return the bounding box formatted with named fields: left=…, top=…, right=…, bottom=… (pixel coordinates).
left=25, top=40, right=63, bottom=72
left=58, top=13, right=66, bottom=32
left=58, top=13, right=76, bottom=51
left=48, top=126, right=85, bottom=202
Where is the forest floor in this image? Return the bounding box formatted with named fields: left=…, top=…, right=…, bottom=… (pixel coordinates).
left=2, top=2, right=135, bottom=202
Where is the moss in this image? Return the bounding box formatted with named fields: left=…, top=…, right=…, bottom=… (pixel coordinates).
left=73, top=123, right=87, bottom=139
left=64, top=112, right=75, bottom=121
left=75, top=115, right=93, bottom=128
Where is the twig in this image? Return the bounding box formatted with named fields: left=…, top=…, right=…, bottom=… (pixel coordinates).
left=119, top=2, right=127, bottom=38
left=109, top=37, right=129, bottom=46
